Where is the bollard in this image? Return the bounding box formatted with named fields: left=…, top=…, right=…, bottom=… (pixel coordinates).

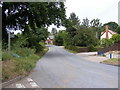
left=110, top=53, right=112, bottom=59
left=102, top=51, right=104, bottom=56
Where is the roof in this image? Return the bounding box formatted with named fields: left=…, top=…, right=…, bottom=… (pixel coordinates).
left=101, top=30, right=117, bottom=36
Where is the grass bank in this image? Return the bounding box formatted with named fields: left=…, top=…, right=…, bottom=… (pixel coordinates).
left=2, top=47, right=49, bottom=82
left=102, top=58, right=120, bottom=66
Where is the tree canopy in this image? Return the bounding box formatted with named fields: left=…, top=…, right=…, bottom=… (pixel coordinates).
left=103, top=22, right=118, bottom=31
left=2, top=2, right=66, bottom=41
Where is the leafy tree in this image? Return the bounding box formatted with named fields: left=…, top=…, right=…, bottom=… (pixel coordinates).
left=82, top=17, right=89, bottom=28
left=23, top=23, right=48, bottom=50
left=115, top=26, right=120, bottom=34
left=90, top=19, right=102, bottom=28
left=54, top=30, right=67, bottom=46
left=63, top=12, right=80, bottom=29
left=90, top=19, right=102, bottom=39
left=73, top=28, right=98, bottom=47
left=69, top=12, right=81, bottom=28
left=66, top=26, right=77, bottom=37
left=103, top=22, right=118, bottom=31
left=2, top=2, right=66, bottom=42
left=62, top=19, right=72, bottom=28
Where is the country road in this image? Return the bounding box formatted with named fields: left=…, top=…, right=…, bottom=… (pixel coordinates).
left=6, top=45, right=118, bottom=88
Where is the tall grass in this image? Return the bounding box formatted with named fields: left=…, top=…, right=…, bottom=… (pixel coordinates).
left=2, top=46, right=48, bottom=82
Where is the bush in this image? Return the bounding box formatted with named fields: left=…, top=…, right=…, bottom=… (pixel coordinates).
left=65, top=45, right=78, bottom=52
left=34, top=43, right=44, bottom=53
left=100, top=38, right=113, bottom=47
left=110, top=34, right=120, bottom=43
left=87, top=45, right=98, bottom=52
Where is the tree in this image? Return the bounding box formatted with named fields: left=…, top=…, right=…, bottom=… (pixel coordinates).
left=82, top=17, right=89, bottom=28
left=73, top=28, right=98, bottom=47
left=66, top=26, right=77, bottom=37
left=103, top=22, right=118, bottom=31
left=115, top=26, right=120, bottom=34
left=90, top=19, right=102, bottom=28
left=90, top=19, right=102, bottom=38
left=23, top=23, right=49, bottom=51
left=69, top=12, right=81, bottom=28
left=2, top=2, right=66, bottom=42
left=54, top=30, right=68, bottom=46
left=51, top=28, right=57, bottom=36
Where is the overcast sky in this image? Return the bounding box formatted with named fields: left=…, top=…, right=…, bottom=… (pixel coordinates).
left=48, top=0, right=120, bottom=32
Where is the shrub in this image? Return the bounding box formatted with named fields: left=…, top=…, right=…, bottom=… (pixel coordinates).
left=35, top=43, right=44, bottom=53
left=100, top=38, right=113, bottom=47
left=65, top=45, right=78, bottom=52
left=110, top=34, right=120, bottom=43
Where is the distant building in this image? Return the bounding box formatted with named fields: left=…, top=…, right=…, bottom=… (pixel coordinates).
left=45, top=35, right=54, bottom=44
left=100, top=25, right=117, bottom=39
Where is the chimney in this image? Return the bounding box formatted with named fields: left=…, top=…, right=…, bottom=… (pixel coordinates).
left=106, top=25, right=109, bottom=39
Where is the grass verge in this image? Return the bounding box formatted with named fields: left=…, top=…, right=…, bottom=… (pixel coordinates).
left=2, top=47, right=49, bottom=82
left=102, top=58, right=120, bottom=66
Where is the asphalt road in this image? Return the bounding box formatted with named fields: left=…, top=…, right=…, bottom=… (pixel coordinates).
left=6, top=45, right=118, bottom=88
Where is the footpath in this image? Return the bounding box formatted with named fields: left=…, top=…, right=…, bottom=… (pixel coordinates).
left=76, top=52, right=109, bottom=63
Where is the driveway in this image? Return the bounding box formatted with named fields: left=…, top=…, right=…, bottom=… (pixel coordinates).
left=5, top=45, right=118, bottom=88
left=76, top=52, right=109, bottom=63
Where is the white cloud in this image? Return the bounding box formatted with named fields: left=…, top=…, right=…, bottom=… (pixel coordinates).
left=48, top=24, right=66, bottom=32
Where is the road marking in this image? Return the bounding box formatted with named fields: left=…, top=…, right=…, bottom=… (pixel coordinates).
left=27, top=78, right=33, bottom=82
left=16, top=84, right=25, bottom=88
left=27, top=78, right=39, bottom=88
left=29, top=82, right=39, bottom=88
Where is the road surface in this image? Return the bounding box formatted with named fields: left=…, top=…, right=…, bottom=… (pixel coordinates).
left=6, top=45, right=118, bottom=88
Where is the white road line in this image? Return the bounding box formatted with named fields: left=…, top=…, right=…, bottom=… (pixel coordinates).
left=29, top=82, right=39, bottom=88
left=16, top=84, right=25, bottom=88
left=27, top=78, right=39, bottom=88
left=27, top=78, right=34, bottom=82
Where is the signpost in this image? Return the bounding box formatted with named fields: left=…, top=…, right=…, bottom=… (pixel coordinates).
left=8, top=32, right=10, bottom=54
left=8, top=31, right=14, bottom=54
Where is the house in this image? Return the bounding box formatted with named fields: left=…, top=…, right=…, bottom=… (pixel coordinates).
left=45, top=35, right=54, bottom=44
left=100, top=25, right=117, bottom=39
